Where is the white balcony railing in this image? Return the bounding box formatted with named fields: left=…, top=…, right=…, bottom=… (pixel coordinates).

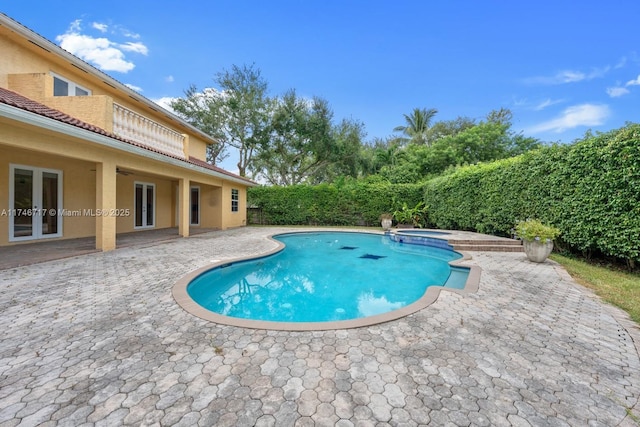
left=113, top=103, right=185, bottom=159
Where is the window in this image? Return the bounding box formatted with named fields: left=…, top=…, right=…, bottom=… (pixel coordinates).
left=231, top=189, right=239, bottom=212
left=51, top=72, right=91, bottom=97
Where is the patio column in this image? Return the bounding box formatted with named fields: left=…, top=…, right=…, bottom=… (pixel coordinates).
left=95, top=161, right=117, bottom=251
left=178, top=178, right=190, bottom=237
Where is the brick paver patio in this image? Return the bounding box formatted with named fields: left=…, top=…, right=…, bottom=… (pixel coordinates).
left=0, top=227, right=638, bottom=426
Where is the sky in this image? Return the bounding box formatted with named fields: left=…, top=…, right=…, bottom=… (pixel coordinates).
left=3, top=1, right=640, bottom=173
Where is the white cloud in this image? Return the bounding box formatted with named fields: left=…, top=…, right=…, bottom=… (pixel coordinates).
left=92, top=22, right=108, bottom=33
left=511, top=97, right=528, bottom=107
left=533, top=98, right=564, bottom=111
left=55, top=19, right=147, bottom=73
left=68, top=19, right=82, bottom=33
left=528, top=104, right=610, bottom=134
left=57, top=32, right=134, bottom=72
left=607, top=86, right=630, bottom=98
left=118, top=27, right=141, bottom=40
left=165, top=75, right=175, bottom=83
left=626, top=75, right=640, bottom=86
left=525, top=67, right=610, bottom=85
left=152, top=97, right=177, bottom=112
left=557, top=70, right=586, bottom=83
left=524, top=70, right=584, bottom=85
left=119, top=41, right=148, bottom=55
left=125, top=83, right=142, bottom=92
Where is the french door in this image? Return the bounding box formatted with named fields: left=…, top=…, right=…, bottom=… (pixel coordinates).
left=134, top=182, right=155, bottom=228
left=9, top=165, right=63, bottom=241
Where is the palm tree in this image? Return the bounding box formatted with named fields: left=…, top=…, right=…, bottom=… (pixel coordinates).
left=393, top=107, right=438, bottom=146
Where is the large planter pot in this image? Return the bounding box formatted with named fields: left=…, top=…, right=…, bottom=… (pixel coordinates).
left=381, top=218, right=392, bottom=230
left=523, top=240, right=554, bottom=263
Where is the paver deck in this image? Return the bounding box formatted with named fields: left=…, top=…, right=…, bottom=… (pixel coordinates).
left=0, top=227, right=639, bottom=426
left=0, top=227, right=216, bottom=271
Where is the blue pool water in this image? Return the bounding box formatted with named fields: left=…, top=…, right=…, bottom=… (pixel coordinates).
left=187, top=231, right=466, bottom=323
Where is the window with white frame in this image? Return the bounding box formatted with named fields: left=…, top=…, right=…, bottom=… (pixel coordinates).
left=51, top=72, right=91, bottom=97
left=231, top=189, right=239, bottom=212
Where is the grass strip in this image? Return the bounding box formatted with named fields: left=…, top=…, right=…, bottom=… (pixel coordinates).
left=550, top=254, right=640, bottom=325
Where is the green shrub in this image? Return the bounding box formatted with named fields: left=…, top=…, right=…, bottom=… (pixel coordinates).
left=248, top=123, right=640, bottom=266
left=248, top=181, right=424, bottom=227
left=423, top=124, right=640, bottom=265
left=514, top=219, right=561, bottom=242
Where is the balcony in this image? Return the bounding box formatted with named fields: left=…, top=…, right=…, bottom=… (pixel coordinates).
left=7, top=73, right=188, bottom=159
left=113, top=103, right=186, bottom=159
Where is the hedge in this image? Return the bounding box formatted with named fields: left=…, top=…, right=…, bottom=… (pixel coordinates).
left=247, top=123, right=640, bottom=265
left=425, top=145, right=571, bottom=235
left=424, top=124, right=640, bottom=265
left=247, top=182, right=424, bottom=227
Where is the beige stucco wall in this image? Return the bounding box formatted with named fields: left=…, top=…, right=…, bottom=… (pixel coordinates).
left=0, top=28, right=49, bottom=87
left=0, top=117, right=249, bottom=247
left=1, top=25, right=215, bottom=162
left=0, top=145, right=96, bottom=243
left=188, top=135, right=209, bottom=161
left=7, top=73, right=50, bottom=102
left=220, top=184, right=248, bottom=228
left=198, top=185, right=223, bottom=229
left=0, top=21, right=250, bottom=248
left=115, top=174, right=175, bottom=233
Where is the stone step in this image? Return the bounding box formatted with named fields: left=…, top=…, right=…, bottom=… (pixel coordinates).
left=449, top=238, right=524, bottom=252
left=449, top=239, right=522, bottom=246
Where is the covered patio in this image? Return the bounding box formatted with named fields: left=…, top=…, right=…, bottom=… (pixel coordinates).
left=0, top=227, right=217, bottom=270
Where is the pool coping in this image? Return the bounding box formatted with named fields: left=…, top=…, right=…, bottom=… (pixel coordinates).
left=172, top=230, right=481, bottom=331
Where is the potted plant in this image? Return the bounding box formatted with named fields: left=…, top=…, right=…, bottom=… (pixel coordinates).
left=393, top=202, right=428, bottom=228
left=514, top=219, right=561, bottom=263
left=379, top=213, right=393, bottom=230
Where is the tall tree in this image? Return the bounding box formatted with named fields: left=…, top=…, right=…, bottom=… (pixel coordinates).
left=379, top=108, right=543, bottom=181
left=426, top=116, right=476, bottom=142
left=486, top=107, right=513, bottom=125
left=170, top=85, right=228, bottom=164
left=373, top=138, right=403, bottom=169
left=170, top=63, right=272, bottom=177
left=310, top=118, right=366, bottom=183
left=217, top=64, right=272, bottom=177
left=393, top=107, right=438, bottom=146
left=253, top=90, right=337, bottom=185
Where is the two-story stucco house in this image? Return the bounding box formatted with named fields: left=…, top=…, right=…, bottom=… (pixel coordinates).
left=0, top=13, right=255, bottom=251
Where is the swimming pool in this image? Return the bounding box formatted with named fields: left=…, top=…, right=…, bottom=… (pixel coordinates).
left=174, top=231, right=479, bottom=330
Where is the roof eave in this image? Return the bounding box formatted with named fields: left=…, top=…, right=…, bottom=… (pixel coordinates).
left=0, top=102, right=257, bottom=187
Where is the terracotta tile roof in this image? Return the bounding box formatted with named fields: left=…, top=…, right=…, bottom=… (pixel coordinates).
left=186, top=155, right=251, bottom=182
left=0, top=87, right=255, bottom=185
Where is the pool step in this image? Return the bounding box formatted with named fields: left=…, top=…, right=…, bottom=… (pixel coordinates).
left=450, top=239, right=524, bottom=252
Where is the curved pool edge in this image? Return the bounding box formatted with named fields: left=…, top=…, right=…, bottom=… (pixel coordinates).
left=172, top=230, right=481, bottom=331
